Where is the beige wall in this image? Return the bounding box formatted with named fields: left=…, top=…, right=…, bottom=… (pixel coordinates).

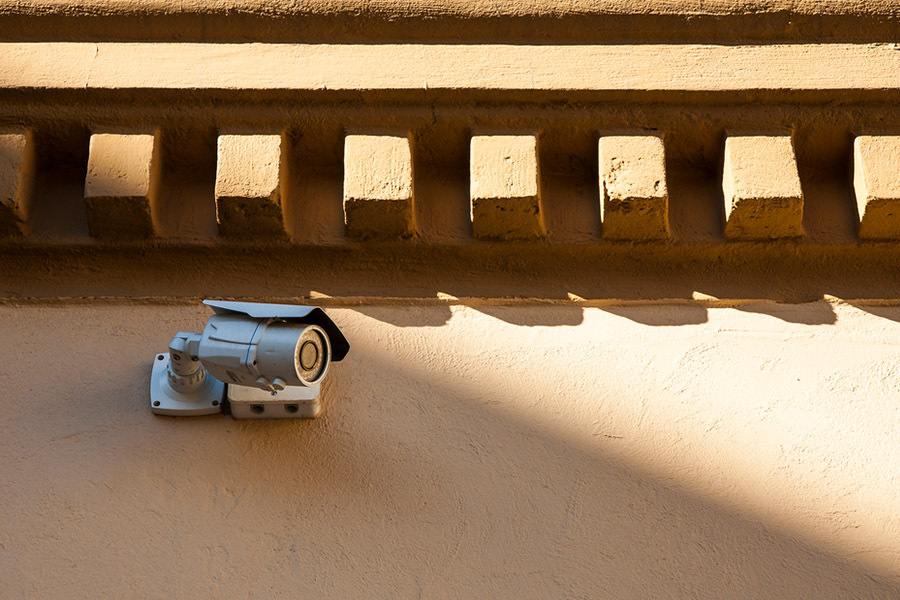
left=6, top=0, right=900, bottom=596
left=2, top=301, right=900, bottom=597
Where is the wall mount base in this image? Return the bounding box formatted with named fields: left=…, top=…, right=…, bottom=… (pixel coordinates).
left=150, top=352, right=225, bottom=416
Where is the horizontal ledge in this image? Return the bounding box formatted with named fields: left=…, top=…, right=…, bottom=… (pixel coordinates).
left=5, top=245, right=900, bottom=302
left=7, top=0, right=900, bottom=19
left=6, top=42, right=900, bottom=92
left=6, top=2, right=900, bottom=46
left=0, top=294, right=895, bottom=310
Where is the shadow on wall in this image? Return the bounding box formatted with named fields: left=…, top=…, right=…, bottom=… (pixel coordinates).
left=598, top=300, right=842, bottom=326
left=3, top=305, right=900, bottom=597
left=353, top=304, right=453, bottom=327
left=358, top=300, right=845, bottom=329
left=318, top=344, right=900, bottom=597
left=847, top=303, right=900, bottom=324
left=734, top=301, right=838, bottom=325
left=600, top=303, right=708, bottom=326
left=358, top=302, right=587, bottom=327
left=473, top=304, right=585, bottom=326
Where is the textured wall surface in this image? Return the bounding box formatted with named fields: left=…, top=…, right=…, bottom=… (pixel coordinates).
left=2, top=301, right=900, bottom=598
left=5, top=0, right=900, bottom=596
left=4, top=0, right=900, bottom=43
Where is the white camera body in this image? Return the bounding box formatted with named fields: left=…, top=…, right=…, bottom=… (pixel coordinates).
left=150, top=300, right=350, bottom=419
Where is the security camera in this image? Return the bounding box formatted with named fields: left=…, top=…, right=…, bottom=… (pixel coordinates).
left=150, top=300, right=349, bottom=419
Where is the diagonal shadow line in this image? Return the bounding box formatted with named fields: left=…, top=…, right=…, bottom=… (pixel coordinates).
left=4, top=303, right=899, bottom=597
left=324, top=344, right=900, bottom=597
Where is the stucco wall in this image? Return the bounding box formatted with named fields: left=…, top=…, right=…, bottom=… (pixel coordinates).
left=6, top=0, right=900, bottom=596
left=2, top=300, right=899, bottom=597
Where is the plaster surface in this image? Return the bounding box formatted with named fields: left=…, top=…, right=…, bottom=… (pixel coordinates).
left=5, top=2, right=900, bottom=596
left=10, top=42, right=900, bottom=92
left=599, top=134, right=669, bottom=240
left=214, top=134, right=286, bottom=238
left=343, top=134, right=415, bottom=239
left=854, top=135, right=900, bottom=240
left=2, top=301, right=900, bottom=597
left=3, top=0, right=900, bottom=43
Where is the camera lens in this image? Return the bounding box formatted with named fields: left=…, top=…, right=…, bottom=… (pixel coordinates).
left=255, top=322, right=331, bottom=386
left=295, top=327, right=328, bottom=384
left=299, top=340, right=319, bottom=371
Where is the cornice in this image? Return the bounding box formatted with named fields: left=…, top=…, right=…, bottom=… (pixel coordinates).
left=5, top=42, right=900, bottom=93
left=3, top=1, right=900, bottom=43
left=3, top=14, right=900, bottom=298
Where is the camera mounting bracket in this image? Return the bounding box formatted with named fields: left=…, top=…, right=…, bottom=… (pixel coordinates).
left=150, top=352, right=225, bottom=416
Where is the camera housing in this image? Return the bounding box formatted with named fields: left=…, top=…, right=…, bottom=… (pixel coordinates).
left=150, top=300, right=349, bottom=419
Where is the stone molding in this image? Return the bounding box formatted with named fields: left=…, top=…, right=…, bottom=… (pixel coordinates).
left=4, top=37, right=900, bottom=297
left=343, top=135, right=415, bottom=239
left=4, top=41, right=900, bottom=245
left=5, top=122, right=900, bottom=244
left=6, top=42, right=900, bottom=92
left=4, top=1, right=900, bottom=43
